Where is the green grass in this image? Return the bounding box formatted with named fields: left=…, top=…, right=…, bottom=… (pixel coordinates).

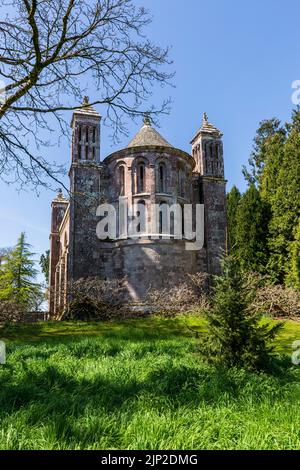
left=0, top=315, right=300, bottom=450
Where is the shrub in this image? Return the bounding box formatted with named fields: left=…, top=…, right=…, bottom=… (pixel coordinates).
left=145, top=272, right=211, bottom=315
left=0, top=301, right=26, bottom=323
left=252, top=281, right=300, bottom=319
left=61, top=277, right=129, bottom=321
left=199, top=255, right=283, bottom=370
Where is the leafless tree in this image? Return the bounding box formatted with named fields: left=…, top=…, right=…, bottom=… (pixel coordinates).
left=0, top=0, right=173, bottom=190
left=251, top=282, right=300, bottom=319
left=60, top=277, right=130, bottom=320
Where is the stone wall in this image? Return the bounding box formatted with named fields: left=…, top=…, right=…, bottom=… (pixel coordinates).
left=49, top=112, right=227, bottom=315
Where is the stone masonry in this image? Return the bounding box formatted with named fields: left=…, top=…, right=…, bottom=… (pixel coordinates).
left=49, top=103, right=227, bottom=316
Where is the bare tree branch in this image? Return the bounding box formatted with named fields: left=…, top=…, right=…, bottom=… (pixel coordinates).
left=0, top=0, right=173, bottom=190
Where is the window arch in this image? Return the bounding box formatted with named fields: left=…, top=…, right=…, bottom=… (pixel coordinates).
left=137, top=163, right=145, bottom=193
left=119, top=165, right=125, bottom=196
left=158, top=203, right=164, bottom=235
left=181, top=204, right=185, bottom=237
left=178, top=168, right=185, bottom=198
left=136, top=200, right=146, bottom=234
left=158, top=162, right=166, bottom=193
left=214, top=143, right=219, bottom=159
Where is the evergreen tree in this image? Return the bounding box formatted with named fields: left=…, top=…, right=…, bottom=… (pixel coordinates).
left=235, top=185, right=270, bottom=273
left=0, top=232, right=42, bottom=309
left=226, top=185, right=241, bottom=252
left=243, top=118, right=286, bottom=191
left=40, top=250, right=50, bottom=284
left=200, top=255, right=283, bottom=370
left=267, top=110, right=300, bottom=284
left=286, top=217, right=300, bottom=290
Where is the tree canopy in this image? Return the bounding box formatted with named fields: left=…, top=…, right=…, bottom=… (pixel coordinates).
left=0, top=232, right=43, bottom=309
left=230, top=109, right=300, bottom=289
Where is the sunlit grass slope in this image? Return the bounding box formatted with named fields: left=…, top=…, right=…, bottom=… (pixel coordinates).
left=0, top=315, right=299, bottom=450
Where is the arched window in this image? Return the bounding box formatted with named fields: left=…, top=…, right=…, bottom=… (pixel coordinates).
left=137, top=163, right=145, bottom=193
left=181, top=205, right=185, bottom=237
left=136, top=200, right=146, bottom=234
left=119, top=166, right=125, bottom=196
left=178, top=169, right=185, bottom=198
left=158, top=163, right=166, bottom=192
left=214, top=143, right=218, bottom=159
left=159, top=205, right=164, bottom=235
left=78, top=125, right=82, bottom=160
left=158, top=202, right=170, bottom=236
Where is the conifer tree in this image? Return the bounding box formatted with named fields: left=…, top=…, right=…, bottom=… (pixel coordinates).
left=286, top=218, right=300, bottom=290
left=40, top=250, right=50, bottom=284
left=226, top=185, right=241, bottom=252
left=0, top=232, right=42, bottom=310
left=200, top=255, right=283, bottom=370
left=235, top=185, right=270, bottom=274
left=268, top=110, right=300, bottom=284
left=243, top=118, right=286, bottom=192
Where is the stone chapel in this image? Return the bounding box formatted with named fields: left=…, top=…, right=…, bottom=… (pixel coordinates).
left=49, top=100, right=227, bottom=316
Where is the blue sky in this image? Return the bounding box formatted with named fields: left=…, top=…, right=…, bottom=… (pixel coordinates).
left=1, top=0, right=300, bottom=273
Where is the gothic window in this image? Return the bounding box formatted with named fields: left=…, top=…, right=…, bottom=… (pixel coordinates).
left=93, top=127, right=96, bottom=143
left=178, top=169, right=185, bottom=197
left=137, top=163, right=145, bottom=193
left=136, top=200, right=146, bottom=234
left=119, top=166, right=125, bottom=196
left=85, top=145, right=89, bottom=160
left=215, top=143, right=219, bottom=159
left=92, top=147, right=96, bottom=160
left=158, top=162, right=166, bottom=192
left=210, top=144, right=213, bottom=159
left=78, top=125, right=82, bottom=160
left=158, top=204, right=164, bottom=235
left=85, top=126, right=89, bottom=143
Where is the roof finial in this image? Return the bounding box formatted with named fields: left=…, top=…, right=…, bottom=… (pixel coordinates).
left=57, top=188, right=63, bottom=199
left=143, top=113, right=151, bottom=126
left=83, top=96, right=90, bottom=106
left=202, top=112, right=208, bottom=125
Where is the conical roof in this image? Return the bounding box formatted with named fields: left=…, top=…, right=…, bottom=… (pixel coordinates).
left=127, top=115, right=172, bottom=148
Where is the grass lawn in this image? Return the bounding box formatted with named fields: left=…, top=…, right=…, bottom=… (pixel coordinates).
left=0, top=315, right=300, bottom=450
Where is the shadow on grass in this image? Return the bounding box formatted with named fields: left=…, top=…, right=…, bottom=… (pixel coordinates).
left=0, top=356, right=297, bottom=418
left=0, top=316, right=206, bottom=344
